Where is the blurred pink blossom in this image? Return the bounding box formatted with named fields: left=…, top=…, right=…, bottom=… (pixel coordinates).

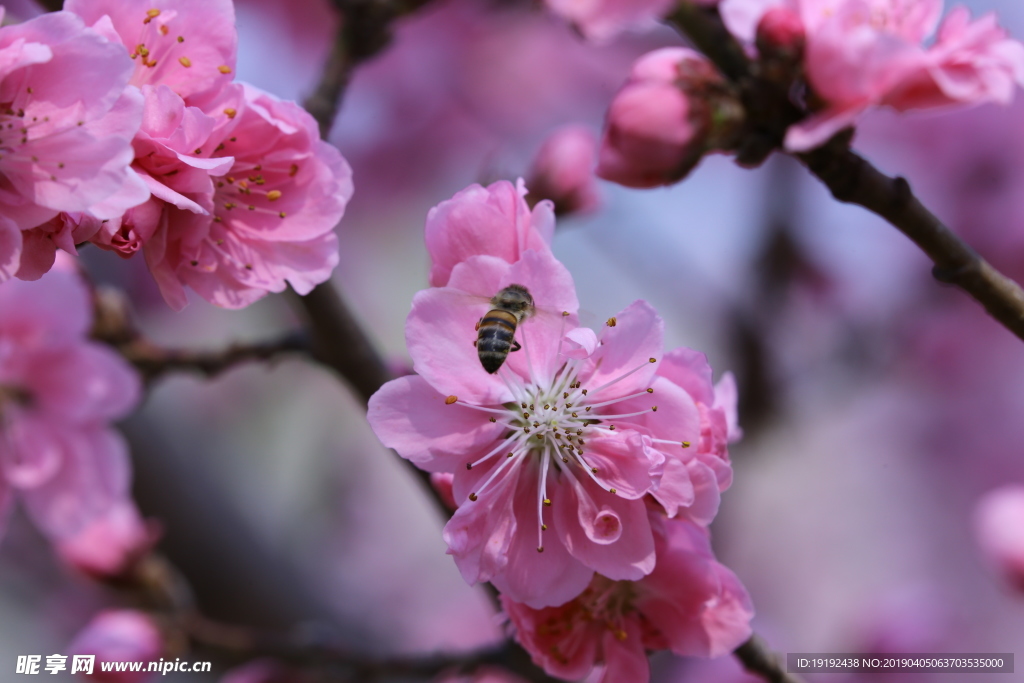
left=974, top=485, right=1024, bottom=592
left=543, top=0, right=675, bottom=41
left=56, top=501, right=157, bottom=579
left=0, top=266, right=141, bottom=550
left=69, top=610, right=163, bottom=683
left=425, top=180, right=554, bottom=288
left=597, top=48, right=740, bottom=188
left=0, top=10, right=143, bottom=282
left=525, top=125, right=601, bottom=216
left=502, top=515, right=753, bottom=683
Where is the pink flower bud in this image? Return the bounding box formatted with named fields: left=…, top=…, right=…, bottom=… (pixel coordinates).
left=525, top=125, right=600, bottom=216
left=597, top=48, right=742, bottom=188
left=975, top=486, right=1024, bottom=592
left=756, top=6, right=805, bottom=62
left=69, top=610, right=164, bottom=683
left=56, top=503, right=157, bottom=580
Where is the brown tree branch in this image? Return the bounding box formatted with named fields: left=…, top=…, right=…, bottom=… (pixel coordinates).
left=669, top=1, right=1024, bottom=342
left=89, top=287, right=312, bottom=383
left=735, top=635, right=805, bottom=683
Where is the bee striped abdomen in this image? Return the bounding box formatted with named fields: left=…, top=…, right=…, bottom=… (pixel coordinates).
left=477, top=309, right=519, bottom=374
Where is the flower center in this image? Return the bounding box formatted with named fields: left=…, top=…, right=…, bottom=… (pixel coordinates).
left=455, top=348, right=660, bottom=554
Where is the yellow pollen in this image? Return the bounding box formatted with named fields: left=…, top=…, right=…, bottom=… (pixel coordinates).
left=606, top=317, right=617, bottom=327
left=562, top=457, right=569, bottom=463
left=529, top=404, right=535, bottom=411
left=266, top=190, right=282, bottom=201
left=224, top=107, right=237, bottom=118
left=521, top=403, right=527, bottom=409
left=177, top=36, right=184, bottom=43
left=681, top=441, right=691, bottom=448
left=609, top=425, right=616, bottom=430
left=532, top=422, right=539, bottom=428
left=218, top=65, right=233, bottom=74
left=137, top=44, right=150, bottom=57
left=541, top=524, right=548, bottom=531
left=543, top=498, right=551, bottom=506
left=179, top=56, right=192, bottom=68
left=649, top=357, right=656, bottom=363
left=563, top=392, right=569, bottom=399
left=652, top=406, right=658, bottom=412
left=469, top=493, right=478, bottom=502
left=523, top=412, right=530, bottom=418
left=646, top=388, right=654, bottom=393
left=562, top=311, right=569, bottom=316
left=544, top=404, right=550, bottom=410
left=571, top=412, right=578, bottom=418
left=576, top=429, right=582, bottom=435
left=444, top=395, right=458, bottom=405
left=145, top=9, right=161, bottom=19
left=609, top=488, right=617, bottom=494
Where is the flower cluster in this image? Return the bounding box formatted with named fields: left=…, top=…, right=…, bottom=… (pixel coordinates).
left=591, top=0, right=1024, bottom=189
left=719, top=0, right=1024, bottom=151
left=2, top=0, right=353, bottom=309
left=0, top=258, right=150, bottom=576
left=368, top=179, right=752, bottom=681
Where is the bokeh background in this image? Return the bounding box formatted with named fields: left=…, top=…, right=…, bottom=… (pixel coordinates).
left=1, top=0, right=1023, bottom=680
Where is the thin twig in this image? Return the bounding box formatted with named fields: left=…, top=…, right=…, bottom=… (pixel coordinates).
left=735, top=635, right=805, bottom=683
left=669, top=1, right=1024, bottom=342
left=89, top=287, right=312, bottom=382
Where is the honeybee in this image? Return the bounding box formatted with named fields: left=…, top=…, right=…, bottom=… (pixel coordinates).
left=474, top=284, right=535, bottom=374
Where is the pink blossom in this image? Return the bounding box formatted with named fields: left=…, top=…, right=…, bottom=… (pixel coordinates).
left=142, top=83, right=352, bottom=309
left=974, top=485, right=1024, bottom=592
left=543, top=0, right=675, bottom=41
left=597, top=48, right=741, bottom=189
left=502, top=515, right=754, bottom=682
left=0, top=10, right=143, bottom=281
left=65, top=0, right=237, bottom=101
left=0, top=265, right=141, bottom=550
left=425, top=180, right=554, bottom=288
left=69, top=610, right=163, bottom=683
left=56, top=501, right=156, bottom=579
left=370, top=235, right=738, bottom=607
left=525, top=125, right=601, bottom=216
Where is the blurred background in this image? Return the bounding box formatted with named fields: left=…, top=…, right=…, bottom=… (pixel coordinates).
left=2, top=0, right=1023, bottom=680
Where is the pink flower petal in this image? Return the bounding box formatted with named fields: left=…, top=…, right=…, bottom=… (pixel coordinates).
left=368, top=375, right=505, bottom=473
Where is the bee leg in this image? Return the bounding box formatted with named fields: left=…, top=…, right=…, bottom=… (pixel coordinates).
left=475, top=319, right=482, bottom=331
left=510, top=339, right=522, bottom=352
left=472, top=340, right=477, bottom=347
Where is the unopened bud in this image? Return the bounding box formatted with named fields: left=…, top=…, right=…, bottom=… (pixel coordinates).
left=525, top=125, right=600, bottom=216
left=597, top=48, right=743, bottom=189
left=69, top=610, right=164, bottom=683
left=756, top=6, right=805, bottom=63
left=57, top=503, right=158, bottom=580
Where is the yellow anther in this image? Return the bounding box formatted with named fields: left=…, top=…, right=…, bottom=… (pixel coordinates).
left=266, top=190, right=282, bottom=201
left=682, top=441, right=691, bottom=448
left=606, top=317, right=617, bottom=327
left=218, top=65, right=233, bottom=74
left=179, top=56, right=192, bottom=67
left=444, top=395, right=458, bottom=405
left=646, top=388, right=654, bottom=393
left=224, top=108, right=237, bottom=119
